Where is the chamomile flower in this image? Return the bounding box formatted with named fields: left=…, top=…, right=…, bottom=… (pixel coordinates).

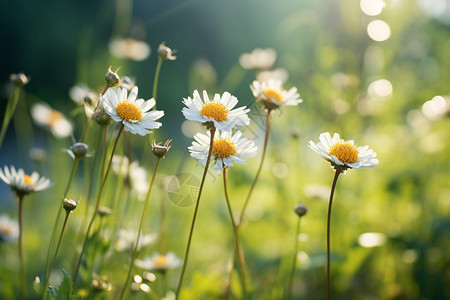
left=135, top=252, right=181, bottom=272
left=115, top=229, right=157, bottom=252
left=189, top=130, right=257, bottom=174
left=251, top=79, right=303, bottom=110
left=31, top=103, right=73, bottom=138
left=0, top=165, right=51, bottom=197
left=101, top=86, right=164, bottom=136
left=239, top=48, right=277, bottom=70
left=308, top=132, right=379, bottom=172
left=0, top=214, right=19, bottom=242
left=182, top=90, right=250, bottom=130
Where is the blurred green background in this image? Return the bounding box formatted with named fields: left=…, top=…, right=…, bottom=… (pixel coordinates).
left=1, top=0, right=449, bottom=299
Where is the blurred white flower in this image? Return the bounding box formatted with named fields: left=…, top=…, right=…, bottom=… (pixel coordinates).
left=109, top=37, right=150, bottom=61
left=358, top=232, right=386, bottom=248
left=256, top=68, right=289, bottom=83
left=0, top=165, right=51, bottom=196
left=31, top=103, right=73, bottom=138
left=135, top=252, right=181, bottom=272
left=112, top=155, right=149, bottom=200
left=0, top=214, right=19, bottom=242
left=303, top=184, right=331, bottom=200
left=115, top=229, right=157, bottom=252
left=69, top=84, right=97, bottom=105
left=251, top=79, right=302, bottom=110
left=239, top=48, right=277, bottom=70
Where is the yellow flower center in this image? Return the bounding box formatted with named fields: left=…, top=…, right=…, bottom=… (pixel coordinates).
left=116, top=101, right=142, bottom=121
left=49, top=110, right=64, bottom=126
left=24, top=174, right=35, bottom=187
left=200, top=102, right=228, bottom=121
left=212, top=138, right=237, bottom=158
left=329, top=141, right=359, bottom=164
left=153, top=255, right=169, bottom=268
left=264, top=89, right=283, bottom=102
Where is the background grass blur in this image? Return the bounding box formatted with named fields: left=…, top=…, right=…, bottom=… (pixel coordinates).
left=0, top=0, right=449, bottom=299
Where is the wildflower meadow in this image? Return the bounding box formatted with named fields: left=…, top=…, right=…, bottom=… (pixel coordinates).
left=0, top=0, right=449, bottom=299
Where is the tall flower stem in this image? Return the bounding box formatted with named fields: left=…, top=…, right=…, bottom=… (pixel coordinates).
left=327, top=170, right=341, bottom=300
left=119, top=157, right=162, bottom=300
left=43, top=210, right=71, bottom=299
left=45, top=158, right=79, bottom=278
left=284, top=217, right=302, bottom=300
left=239, top=110, right=271, bottom=226
left=73, top=124, right=124, bottom=282
left=0, top=84, right=21, bottom=149
left=175, top=128, right=216, bottom=299
left=17, top=195, right=26, bottom=300
left=152, top=57, right=164, bottom=108
left=223, top=167, right=247, bottom=297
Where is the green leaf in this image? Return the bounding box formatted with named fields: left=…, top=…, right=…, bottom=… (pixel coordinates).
left=59, top=269, right=74, bottom=300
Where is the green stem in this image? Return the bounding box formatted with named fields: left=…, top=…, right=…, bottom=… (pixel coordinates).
left=175, top=128, right=216, bottom=299
left=73, top=124, right=124, bottom=282
left=18, top=195, right=25, bottom=300
left=327, top=170, right=341, bottom=300
left=119, top=157, right=162, bottom=300
left=239, top=110, right=271, bottom=226
left=152, top=57, right=164, bottom=108
left=43, top=211, right=71, bottom=298
left=285, top=217, right=301, bottom=300
left=223, top=167, right=247, bottom=297
left=0, top=85, right=21, bottom=149
left=44, top=158, right=79, bottom=280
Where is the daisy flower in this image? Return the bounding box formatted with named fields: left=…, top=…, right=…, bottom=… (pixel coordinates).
left=250, top=79, right=303, bottom=110
left=101, top=86, right=164, bottom=136
left=182, top=90, right=250, bottom=130
left=31, top=103, right=73, bottom=138
left=115, top=229, right=157, bottom=252
left=189, top=130, right=257, bottom=174
left=111, top=155, right=149, bottom=200
left=109, top=37, right=150, bottom=61
left=135, top=252, right=181, bottom=272
left=308, top=132, right=379, bottom=172
left=0, top=165, right=51, bottom=197
left=0, top=214, right=19, bottom=242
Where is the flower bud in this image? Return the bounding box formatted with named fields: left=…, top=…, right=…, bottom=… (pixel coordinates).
left=10, top=73, right=29, bottom=87
left=157, top=42, right=176, bottom=61
left=152, top=139, right=172, bottom=158
left=63, top=199, right=77, bottom=212
left=70, top=142, right=89, bottom=158
left=294, top=203, right=307, bottom=217
left=105, top=67, right=120, bottom=88
left=98, top=206, right=112, bottom=217
left=94, top=104, right=112, bottom=126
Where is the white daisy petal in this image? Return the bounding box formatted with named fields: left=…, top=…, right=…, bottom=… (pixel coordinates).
left=0, top=166, right=51, bottom=195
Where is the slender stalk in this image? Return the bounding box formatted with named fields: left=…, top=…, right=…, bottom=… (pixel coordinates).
left=222, top=167, right=247, bottom=297
left=119, top=158, right=162, bottom=300
left=43, top=211, right=71, bottom=298
left=73, top=124, right=124, bottom=282
left=18, top=195, right=25, bottom=300
left=45, top=158, right=79, bottom=278
left=79, top=84, right=109, bottom=143
left=152, top=57, right=164, bottom=108
left=175, top=128, right=216, bottom=299
left=238, top=110, right=271, bottom=226
left=327, top=170, right=341, bottom=300
left=0, top=85, right=21, bottom=149
left=285, top=217, right=301, bottom=300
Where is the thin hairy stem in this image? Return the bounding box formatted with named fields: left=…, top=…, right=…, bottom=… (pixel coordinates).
left=45, top=157, right=79, bottom=279
left=43, top=211, right=71, bottom=298
left=119, top=158, right=162, bottom=300
left=239, top=110, right=271, bottom=226
left=223, top=167, right=247, bottom=297
left=175, top=128, right=216, bottom=299
left=285, top=217, right=301, bottom=300
left=152, top=57, right=164, bottom=108
left=327, top=170, right=341, bottom=300
left=73, top=124, right=124, bottom=282
left=18, top=195, right=25, bottom=300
